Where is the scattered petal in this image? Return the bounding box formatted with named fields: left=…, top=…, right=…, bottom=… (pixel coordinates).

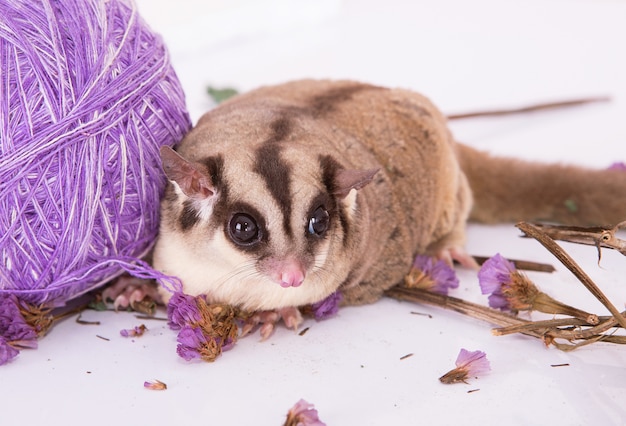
left=144, top=379, right=167, bottom=390
left=283, top=399, right=326, bottom=426
left=439, top=349, right=490, bottom=384
left=405, top=255, right=459, bottom=295
left=456, top=349, right=491, bottom=376
left=120, top=324, right=147, bottom=338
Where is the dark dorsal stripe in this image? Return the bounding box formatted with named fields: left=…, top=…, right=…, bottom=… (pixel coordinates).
left=253, top=116, right=294, bottom=237
left=268, top=115, right=292, bottom=142
left=308, top=83, right=384, bottom=117
left=251, top=85, right=383, bottom=239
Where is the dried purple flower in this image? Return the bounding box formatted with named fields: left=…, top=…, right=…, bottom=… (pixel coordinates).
left=0, top=336, right=19, bottom=365
left=283, top=399, right=326, bottom=426
left=0, top=294, right=39, bottom=365
left=404, top=255, right=459, bottom=295
left=144, top=379, right=167, bottom=390
left=167, top=292, right=202, bottom=330
left=120, top=324, right=147, bottom=338
left=0, top=294, right=38, bottom=343
left=168, top=295, right=240, bottom=362
left=608, top=161, right=626, bottom=171
left=477, top=253, right=517, bottom=310
left=439, top=348, right=491, bottom=384
left=176, top=326, right=234, bottom=362
left=478, top=254, right=598, bottom=323
left=310, top=291, right=343, bottom=320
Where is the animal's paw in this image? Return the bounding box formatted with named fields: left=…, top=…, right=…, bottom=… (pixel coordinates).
left=241, top=307, right=303, bottom=341
left=102, top=275, right=162, bottom=314
left=437, top=247, right=479, bottom=270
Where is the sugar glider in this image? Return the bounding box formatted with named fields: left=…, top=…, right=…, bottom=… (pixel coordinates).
left=152, top=79, right=626, bottom=312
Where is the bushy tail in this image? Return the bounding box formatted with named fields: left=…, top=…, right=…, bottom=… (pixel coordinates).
left=456, top=143, right=626, bottom=226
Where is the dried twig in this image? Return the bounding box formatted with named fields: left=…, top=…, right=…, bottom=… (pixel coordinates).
left=470, top=255, right=555, bottom=273
left=493, top=315, right=622, bottom=341
left=388, top=221, right=626, bottom=351
left=447, top=96, right=610, bottom=120
left=385, top=286, right=544, bottom=339
left=516, top=222, right=626, bottom=330
left=520, top=222, right=626, bottom=261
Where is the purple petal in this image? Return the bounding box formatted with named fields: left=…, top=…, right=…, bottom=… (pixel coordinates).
left=0, top=294, right=38, bottom=344
left=311, top=291, right=343, bottom=320
left=0, top=337, right=19, bottom=365
left=120, top=325, right=147, bottom=338
left=477, top=253, right=516, bottom=295
left=221, top=337, right=236, bottom=352
left=427, top=259, right=460, bottom=295
left=608, top=162, right=626, bottom=171
left=286, top=399, right=326, bottom=426
left=176, top=326, right=207, bottom=361
left=487, top=292, right=510, bottom=311
left=167, top=292, right=202, bottom=330
left=455, top=348, right=491, bottom=377
left=143, top=380, right=167, bottom=390
left=411, top=255, right=431, bottom=271
left=410, top=255, right=459, bottom=295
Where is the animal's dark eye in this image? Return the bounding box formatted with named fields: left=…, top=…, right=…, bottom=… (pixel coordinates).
left=308, top=206, right=330, bottom=237
left=228, top=213, right=261, bottom=246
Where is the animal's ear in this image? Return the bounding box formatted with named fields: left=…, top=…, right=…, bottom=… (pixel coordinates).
left=160, top=146, right=215, bottom=200
left=332, top=168, right=379, bottom=199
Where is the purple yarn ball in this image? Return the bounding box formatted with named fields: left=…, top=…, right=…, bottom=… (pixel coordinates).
left=0, top=0, right=192, bottom=306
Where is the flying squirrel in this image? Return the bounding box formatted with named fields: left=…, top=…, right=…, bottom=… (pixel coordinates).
left=151, top=79, right=626, bottom=313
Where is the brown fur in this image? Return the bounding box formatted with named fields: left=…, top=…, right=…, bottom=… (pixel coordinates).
left=153, top=79, right=626, bottom=309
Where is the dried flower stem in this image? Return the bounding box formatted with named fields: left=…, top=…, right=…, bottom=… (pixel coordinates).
left=531, top=292, right=599, bottom=325
left=19, top=303, right=54, bottom=338
left=547, top=316, right=622, bottom=341
left=471, top=256, right=555, bottom=273
left=386, top=286, right=625, bottom=349
left=493, top=314, right=621, bottom=337
left=385, top=286, right=544, bottom=339
left=516, top=222, right=626, bottom=330
left=522, top=221, right=626, bottom=258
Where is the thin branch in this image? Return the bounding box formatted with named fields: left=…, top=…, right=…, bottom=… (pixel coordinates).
left=470, top=256, right=555, bottom=273
left=520, top=221, right=626, bottom=258
left=385, top=286, right=544, bottom=339
left=516, top=222, right=626, bottom=330
left=494, top=315, right=622, bottom=340
left=446, top=97, right=610, bottom=120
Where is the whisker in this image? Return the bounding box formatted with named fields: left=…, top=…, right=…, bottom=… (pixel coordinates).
left=210, top=260, right=259, bottom=290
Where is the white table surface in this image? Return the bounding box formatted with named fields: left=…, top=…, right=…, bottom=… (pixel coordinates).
left=3, top=1, right=626, bottom=425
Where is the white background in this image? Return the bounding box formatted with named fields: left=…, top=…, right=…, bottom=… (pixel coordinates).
left=3, top=0, right=626, bottom=425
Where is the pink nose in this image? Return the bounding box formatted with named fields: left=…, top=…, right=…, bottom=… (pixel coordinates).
left=279, top=268, right=305, bottom=288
